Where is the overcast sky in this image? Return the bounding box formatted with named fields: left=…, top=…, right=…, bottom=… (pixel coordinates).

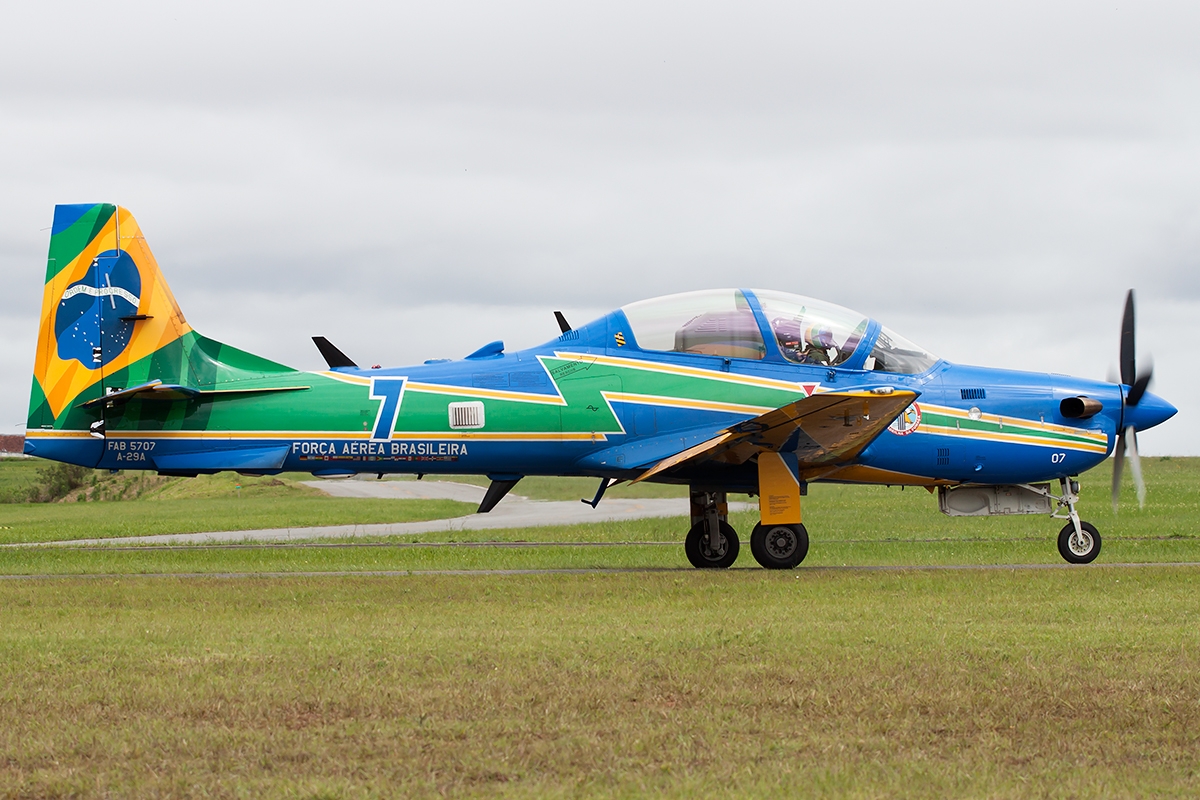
left=2, top=1, right=1196, bottom=460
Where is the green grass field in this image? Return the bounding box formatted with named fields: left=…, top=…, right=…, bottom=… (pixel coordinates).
left=2, top=458, right=1198, bottom=796
left=3, top=570, right=1199, bottom=797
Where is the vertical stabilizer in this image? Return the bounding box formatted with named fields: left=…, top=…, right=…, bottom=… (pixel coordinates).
left=28, top=204, right=193, bottom=436
left=25, top=204, right=301, bottom=466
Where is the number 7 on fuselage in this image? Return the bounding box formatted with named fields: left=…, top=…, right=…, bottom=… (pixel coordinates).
left=25, top=204, right=1176, bottom=566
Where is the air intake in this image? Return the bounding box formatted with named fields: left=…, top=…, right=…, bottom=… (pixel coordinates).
left=448, top=401, right=485, bottom=430
left=960, top=388, right=987, bottom=400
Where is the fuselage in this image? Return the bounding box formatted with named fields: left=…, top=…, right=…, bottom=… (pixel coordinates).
left=30, top=290, right=1174, bottom=488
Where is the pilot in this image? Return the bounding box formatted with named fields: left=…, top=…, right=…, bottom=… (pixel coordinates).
left=800, top=325, right=836, bottom=366
left=773, top=318, right=835, bottom=366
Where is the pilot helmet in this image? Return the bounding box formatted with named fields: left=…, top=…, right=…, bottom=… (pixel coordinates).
left=804, top=325, right=834, bottom=349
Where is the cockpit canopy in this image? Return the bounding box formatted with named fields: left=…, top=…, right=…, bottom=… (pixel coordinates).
left=620, top=289, right=938, bottom=374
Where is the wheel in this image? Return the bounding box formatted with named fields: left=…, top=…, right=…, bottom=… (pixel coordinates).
left=1057, top=521, right=1101, bottom=564
left=684, top=520, right=739, bottom=569
left=750, top=523, right=809, bottom=569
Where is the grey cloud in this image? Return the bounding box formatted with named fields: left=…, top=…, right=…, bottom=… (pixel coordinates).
left=2, top=1, right=1198, bottom=452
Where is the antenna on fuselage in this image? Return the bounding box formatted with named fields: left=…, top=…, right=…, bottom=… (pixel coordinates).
left=312, top=336, right=358, bottom=369
left=554, top=311, right=572, bottom=334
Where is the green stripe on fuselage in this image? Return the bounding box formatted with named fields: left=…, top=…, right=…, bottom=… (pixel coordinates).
left=919, top=407, right=1104, bottom=447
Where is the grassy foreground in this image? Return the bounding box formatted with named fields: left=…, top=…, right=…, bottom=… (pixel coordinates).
left=2, top=570, right=1199, bottom=797
left=0, top=459, right=1196, bottom=796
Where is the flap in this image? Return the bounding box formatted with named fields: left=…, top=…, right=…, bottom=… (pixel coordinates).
left=631, top=388, right=919, bottom=484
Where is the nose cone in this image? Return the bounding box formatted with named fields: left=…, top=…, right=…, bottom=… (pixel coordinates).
left=1125, top=390, right=1177, bottom=432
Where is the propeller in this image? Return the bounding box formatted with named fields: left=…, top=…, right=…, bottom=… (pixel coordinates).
left=1111, top=289, right=1153, bottom=513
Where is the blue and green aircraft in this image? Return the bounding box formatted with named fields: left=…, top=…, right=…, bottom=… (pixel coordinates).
left=25, top=204, right=1177, bottom=566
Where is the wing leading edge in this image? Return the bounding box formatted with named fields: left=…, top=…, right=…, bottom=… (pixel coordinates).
left=630, top=388, right=919, bottom=484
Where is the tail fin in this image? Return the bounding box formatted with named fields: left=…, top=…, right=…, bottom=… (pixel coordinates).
left=27, top=204, right=293, bottom=447
left=28, top=204, right=192, bottom=434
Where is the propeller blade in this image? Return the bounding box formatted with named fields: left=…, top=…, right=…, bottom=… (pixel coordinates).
left=1111, top=431, right=1126, bottom=515
left=1120, top=289, right=1136, bottom=387
left=1127, top=426, right=1146, bottom=510
left=1128, top=358, right=1153, bottom=406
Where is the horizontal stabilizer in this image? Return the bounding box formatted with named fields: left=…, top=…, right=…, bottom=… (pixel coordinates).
left=78, top=380, right=195, bottom=407
left=313, top=336, right=358, bottom=369
left=78, top=380, right=310, bottom=408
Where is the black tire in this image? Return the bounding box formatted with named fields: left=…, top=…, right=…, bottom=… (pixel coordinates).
left=750, top=523, right=809, bottom=569
left=684, top=520, right=739, bottom=569
left=1057, top=521, right=1101, bottom=564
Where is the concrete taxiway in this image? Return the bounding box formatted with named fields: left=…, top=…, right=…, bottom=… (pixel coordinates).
left=16, top=479, right=748, bottom=547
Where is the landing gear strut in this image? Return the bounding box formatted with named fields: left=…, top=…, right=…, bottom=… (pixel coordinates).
left=685, top=489, right=739, bottom=569
left=1047, top=477, right=1101, bottom=564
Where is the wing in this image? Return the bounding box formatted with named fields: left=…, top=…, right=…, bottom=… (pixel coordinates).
left=630, top=388, right=919, bottom=484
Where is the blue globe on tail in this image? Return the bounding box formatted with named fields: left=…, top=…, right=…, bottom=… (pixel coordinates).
left=54, top=249, right=141, bottom=369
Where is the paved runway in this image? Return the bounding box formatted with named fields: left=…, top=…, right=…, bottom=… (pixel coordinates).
left=15, top=479, right=750, bottom=548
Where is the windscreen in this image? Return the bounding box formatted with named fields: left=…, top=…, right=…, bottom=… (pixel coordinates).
left=752, top=290, right=869, bottom=368
left=865, top=325, right=939, bottom=374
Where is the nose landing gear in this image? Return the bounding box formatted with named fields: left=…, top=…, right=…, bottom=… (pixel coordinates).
left=1051, top=477, right=1102, bottom=564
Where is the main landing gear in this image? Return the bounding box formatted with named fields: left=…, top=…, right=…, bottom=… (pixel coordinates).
left=750, top=522, right=809, bottom=569
left=685, top=490, right=739, bottom=568
left=685, top=464, right=811, bottom=571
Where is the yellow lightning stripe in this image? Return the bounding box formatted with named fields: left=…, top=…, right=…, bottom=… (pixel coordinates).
left=406, top=382, right=566, bottom=405
left=551, top=352, right=815, bottom=394
left=603, top=391, right=771, bottom=416
left=317, top=372, right=566, bottom=405
left=316, top=371, right=372, bottom=386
